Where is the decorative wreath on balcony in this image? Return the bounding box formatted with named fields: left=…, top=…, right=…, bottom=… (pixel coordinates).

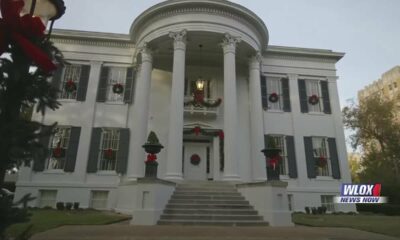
left=308, top=95, right=320, bottom=105
left=190, top=154, right=201, bottom=166
left=268, top=92, right=279, bottom=103
left=316, top=156, right=327, bottom=168
left=184, top=90, right=222, bottom=108
left=65, top=80, right=77, bottom=93
left=112, top=83, right=124, bottom=94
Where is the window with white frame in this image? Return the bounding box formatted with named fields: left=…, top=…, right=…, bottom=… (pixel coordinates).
left=306, top=80, right=324, bottom=113
left=46, top=127, right=71, bottom=170
left=59, top=65, right=82, bottom=100
left=38, top=190, right=57, bottom=208
left=90, top=191, right=109, bottom=209
left=106, top=67, right=127, bottom=102
left=267, top=77, right=283, bottom=111
left=312, top=137, right=331, bottom=176
left=98, top=128, right=120, bottom=171
left=266, top=135, right=288, bottom=175
left=321, top=195, right=335, bottom=212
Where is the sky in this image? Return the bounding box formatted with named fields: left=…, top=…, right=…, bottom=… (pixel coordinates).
left=54, top=0, right=400, bottom=107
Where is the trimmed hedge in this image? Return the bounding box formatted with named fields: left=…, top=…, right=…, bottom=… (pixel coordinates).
left=356, top=204, right=400, bottom=216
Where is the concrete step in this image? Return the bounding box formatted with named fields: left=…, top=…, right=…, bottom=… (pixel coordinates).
left=157, top=219, right=269, bottom=226
left=163, top=208, right=259, bottom=215
left=171, top=195, right=245, bottom=200
left=165, top=203, right=254, bottom=210
left=173, top=191, right=240, bottom=196
left=169, top=199, right=250, bottom=205
left=175, top=188, right=238, bottom=192
left=160, top=214, right=263, bottom=221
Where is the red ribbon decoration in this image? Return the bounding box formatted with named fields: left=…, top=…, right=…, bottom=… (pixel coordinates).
left=53, top=146, right=62, bottom=158
left=146, top=154, right=157, bottom=163
left=194, top=126, right=201, bottom=136
left=194, top=89, right=204, bottom=103
left=218, top=130, right=224, bottom=140
left=267, top=155, right=281, bottom=170
left=0, top=0, right=56, bottom=73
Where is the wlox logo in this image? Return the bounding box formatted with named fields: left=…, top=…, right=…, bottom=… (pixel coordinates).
left=334, top=184, right=387, bottom=204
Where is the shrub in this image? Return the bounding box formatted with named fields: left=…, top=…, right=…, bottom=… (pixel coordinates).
left=305, top=207, right=310, bottom=214
left=56, top=202, right=64, bottom=210
left=65, top=202, right=73, bottom=210
left=311, top=207, right=318, bottom=215
left=321, top=206, right=327, bottom=214
left=73, top=202, right=80, bottom=210
left=357, top=204, right=400, bottom=216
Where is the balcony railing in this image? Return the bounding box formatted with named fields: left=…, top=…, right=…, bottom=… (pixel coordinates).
left=184, top=96, right=220, bottom=116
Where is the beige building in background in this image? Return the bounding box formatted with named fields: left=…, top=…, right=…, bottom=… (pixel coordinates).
left=358, top=66, right=400, bottom=102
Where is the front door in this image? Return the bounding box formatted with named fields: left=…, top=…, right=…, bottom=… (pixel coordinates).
left=183, top=142, right=208, bottom=180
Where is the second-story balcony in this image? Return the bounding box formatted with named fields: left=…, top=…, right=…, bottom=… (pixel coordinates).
left=184, top=96, right=221, bottom=117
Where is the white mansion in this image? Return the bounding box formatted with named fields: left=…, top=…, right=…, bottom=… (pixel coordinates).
left=15, top=0, right=355, bottom=226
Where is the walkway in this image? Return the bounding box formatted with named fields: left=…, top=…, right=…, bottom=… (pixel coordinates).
left=32, top=225, right=399, bottom=240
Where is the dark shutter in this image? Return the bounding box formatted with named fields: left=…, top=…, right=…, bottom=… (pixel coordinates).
left=260, top=75, right=268, bottom=110
left=116, top=128, right=130, bottom=174
left=64, top=127, right=81, bottom=172
left=328, top=138, right=341, bottom=179
left=304, top=137, right=316, bottom=178
left=76, top=65, right=91, bottom=101
left=87, top=128, right=102, bottom=173
left=184, top=77, right=188, bottom=96
left=298, top=79, right=308, bottom=113
left=51, top=66, right=63, bottom=91
left=264, top=134, right=271, bottom=149
left=286, top=136, right=297, bottom=178
left=320, top=81, right=331, bottom=114
left=124, top=67, right=135, bottom=103
left=281, top=78, right=291, bottom=112
left=33, top=131, right=51, bottom=172
left=97, top=66, right=109, bottom=102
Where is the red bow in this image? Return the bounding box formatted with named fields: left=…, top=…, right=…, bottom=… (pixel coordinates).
left=0, top=0, right=56, bottom=72
left=194, top=90, right=204, bottom=103
left=218, top=130, right=224, bottom=140
left=146, top=154, right=157, bottom=162
left=267, top=155, right=281, bottom=170
left=53, top=147, right=62, bottom=158
left=194, top=126, right=201, bottom=136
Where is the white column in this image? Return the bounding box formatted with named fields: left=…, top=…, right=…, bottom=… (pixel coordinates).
left=221, top=33, right=241, bottom=181
left=249, top=53, right=267, bottom=181
left=127, top=44, right=153, bottom=179
left=165, top=30, right=187, bottom=180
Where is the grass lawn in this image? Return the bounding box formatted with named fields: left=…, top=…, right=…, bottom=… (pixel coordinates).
left=6, top=209, right=131, bottom=238
left=293, top=213, right=400, bottom=238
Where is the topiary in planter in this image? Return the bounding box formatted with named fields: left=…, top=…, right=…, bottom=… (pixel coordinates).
left=142, top=131, right=164, bottom=154
left=73, top=202, right=80, bottom=210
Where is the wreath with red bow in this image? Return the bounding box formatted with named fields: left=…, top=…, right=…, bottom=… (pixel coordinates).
left=104, top=148, right=115, bottom=160
left=316, top=156, right=327, bottom=168
left=112, top=83, right=124, bottom=94
left=52, top=146, right=64, bottom=158
left=308, top=95, right=320, bottom=105
left=190, top=154, right=201, bottom=166
left=65, top=80, right=77, bottom=93
left=269, top=92, right=279, bottom=103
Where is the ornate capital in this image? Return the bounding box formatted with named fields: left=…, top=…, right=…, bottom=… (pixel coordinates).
left=221, top=33, right=241, bottom=54
left=249, top=52, right=262, bottom=70
left=139, top=42, right=153, bottom=63
left=169, top=30, right=187, bottom=51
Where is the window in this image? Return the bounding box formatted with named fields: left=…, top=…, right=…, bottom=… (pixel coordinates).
left=394, top=82, right=398, bottom=88
left=287, top=194, right=293, bottom=211
left=266, top=135, right=288, bottom=175
left=389, top=84, right=393, bottom=90
left=106, top=67, right=127, bottom=102
left=312, top=137, right=331, bottom=176
left=321, top=195, right=335, bottom=212
left=306, top=80, right=324, bottom=112
left=267, top=77, right=283, bottom=111
left=59, top=65, right=82, bottom=99
left=90, top=191, right=108, bottom=209
left=46, top=127, right=71, bottom=170
left=98, top=129, right=120, bottom=171
left=38, top=190, right=57, bottom=208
